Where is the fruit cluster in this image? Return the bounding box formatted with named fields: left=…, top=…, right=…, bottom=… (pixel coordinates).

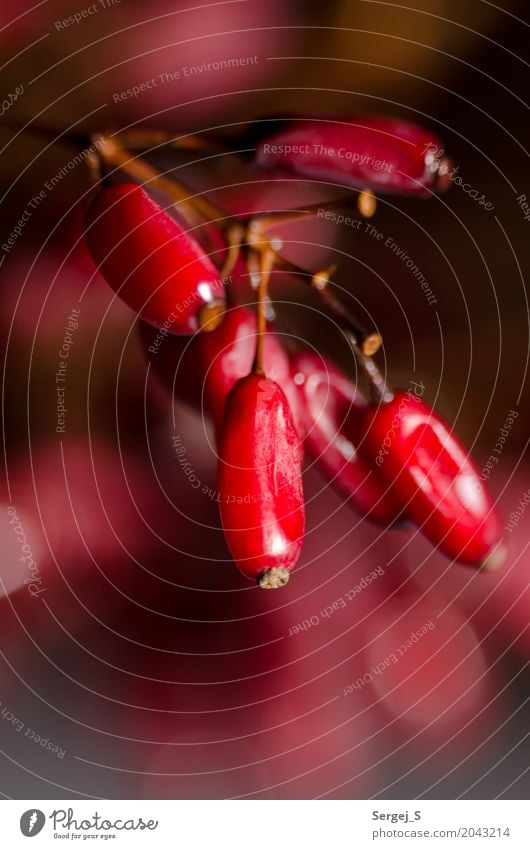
left=84, top=116, right=505, bottom=588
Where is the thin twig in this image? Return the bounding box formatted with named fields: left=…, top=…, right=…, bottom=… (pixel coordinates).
left=92, top=133, right=227, bottom=230
left=252, top=249, right=276, bottom=376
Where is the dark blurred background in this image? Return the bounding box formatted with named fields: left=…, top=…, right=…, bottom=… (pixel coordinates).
left=0, top=0, right=528, bottom=799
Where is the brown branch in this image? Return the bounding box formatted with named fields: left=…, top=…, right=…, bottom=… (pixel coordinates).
left=92, top=133, right=228, bottom=231
left=252, top=248, right=276, bottom=376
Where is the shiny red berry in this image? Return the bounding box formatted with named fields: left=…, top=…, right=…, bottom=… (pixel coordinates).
left=358, top=391, right=505, bottom=568
left=218, top=373, right=305, bottom=587
left=255, top=116, right=451, bottom=197
left=85, top=182, right=225, bottom=333
left=291, top=352, right=403, bottom=524
left=199, top=305, right=305, bottom=447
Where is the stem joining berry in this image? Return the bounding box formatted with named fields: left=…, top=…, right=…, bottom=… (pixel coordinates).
left=86, top=183, right=225, bottom=334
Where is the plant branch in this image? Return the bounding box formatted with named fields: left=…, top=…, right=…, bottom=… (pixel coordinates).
left=92, top=133, right=229, bottom=231
left=113, top=128, right=226, bottom=155
left=252, top=248, right=276, bottom=376
left=8, top=121, right=383, bottom=371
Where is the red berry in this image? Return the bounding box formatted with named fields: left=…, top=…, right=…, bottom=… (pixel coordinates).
left=255, top=116, right=451, bottom=197
left=291, top=352, right=403, bottom=524
left=358, top=391, right=505, bottom=567
left=199, top=305, right=305, bottom=447
left=85, top=182, right=225, bottom=333
left=218, top=373, right=305, bottom=587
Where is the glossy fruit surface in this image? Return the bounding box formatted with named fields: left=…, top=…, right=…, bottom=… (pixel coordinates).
left=218, top=373, right=305, bottom=587
left=291, top=352, right=403, bottom=524
left=255, top=116, right=451, bottom=196
left=86, top=182, right=224, bottom=333
left=360, top=391, right=505, bottom=567
left=199, top=306, right=305, bottom=447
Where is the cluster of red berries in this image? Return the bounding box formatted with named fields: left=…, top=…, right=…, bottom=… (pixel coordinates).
left=85, top=116, right=505, bottom=589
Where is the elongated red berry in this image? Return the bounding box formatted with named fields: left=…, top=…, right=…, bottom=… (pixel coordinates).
left=218, top=373, right=305, bottom=587
left=358, top=391, right=505, bottom=568
left=199, top=306, right=305, bottom=447
left=86, top=182, right=224, bottom=333
left=255, top=116, right=451, bottom=197
left=291, top=352, right=403, bottom=524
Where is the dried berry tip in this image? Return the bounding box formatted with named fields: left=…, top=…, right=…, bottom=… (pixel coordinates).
left=362, top=333, right=382, bottom=356
left=258, top=567, right=290, bottom=589
left=311, top=266, right=336, bottom=291
left=197, top=299, right=226, bottom=332
left=479, top=542, right=508, bottom=573
left=436, top=156, right=453, bottom=192
left=358, top=188, right=377, bottom=218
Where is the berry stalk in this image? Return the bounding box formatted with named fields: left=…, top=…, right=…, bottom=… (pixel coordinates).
left=252, top=247, right=276, bottom=376
left=92, top=133, right=226, bottom=232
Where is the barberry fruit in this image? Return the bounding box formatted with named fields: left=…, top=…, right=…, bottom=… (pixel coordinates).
left=255, top=116, right=451, bottom=196
left=86, top=182, right=225, bottom=333
left=218, top=373, right=305, bottom=587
